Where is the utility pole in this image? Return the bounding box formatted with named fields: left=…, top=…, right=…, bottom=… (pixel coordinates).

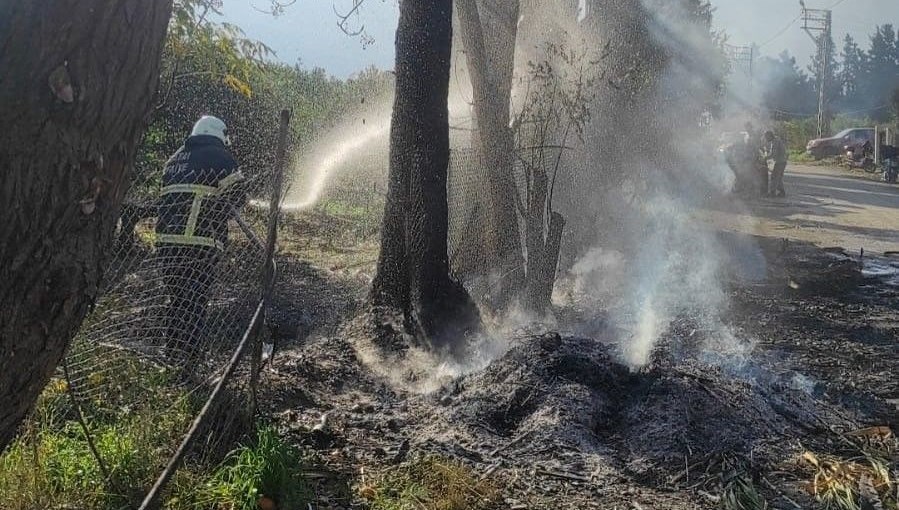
left=725, top=44, right=755, bottom=91
left=800, top=1, right=833, bottom=138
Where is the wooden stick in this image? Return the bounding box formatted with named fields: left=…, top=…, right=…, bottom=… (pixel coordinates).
left=490, top=430, right=533, bottom=457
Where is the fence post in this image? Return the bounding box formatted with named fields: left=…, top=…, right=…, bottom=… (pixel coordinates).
left=249, top=109, right=292, bottom=414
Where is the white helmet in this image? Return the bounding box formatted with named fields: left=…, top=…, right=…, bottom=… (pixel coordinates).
left=191, top=115, right=231, bottom=146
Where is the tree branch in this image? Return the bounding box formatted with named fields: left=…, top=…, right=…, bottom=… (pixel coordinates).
left=334, top=0, right=365, bottom=37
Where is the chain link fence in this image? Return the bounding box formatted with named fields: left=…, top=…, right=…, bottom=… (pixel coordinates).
left=1, top=103, right=561, bottom=508
left=0, top=114, right=290, bottom=510
left=281, top=142, right=559, bottom=304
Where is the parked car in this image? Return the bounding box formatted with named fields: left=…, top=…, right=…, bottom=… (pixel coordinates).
left=806, top=128, right=875, bottom=159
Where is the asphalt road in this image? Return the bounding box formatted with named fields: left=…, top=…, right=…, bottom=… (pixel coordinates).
left=705, top=164, right=899, bottom=255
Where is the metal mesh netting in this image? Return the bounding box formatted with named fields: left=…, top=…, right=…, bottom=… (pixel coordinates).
left=290, top=145, right=512, bottom=283
left=299, top=143, right=559, bottom=304
left=447, top=148, right=515, bottom=297
left=447, top=146, right=565, bottom=300
left=66, top=178, right=266, bottom=387
left=13, top=155, right=282, bottom=507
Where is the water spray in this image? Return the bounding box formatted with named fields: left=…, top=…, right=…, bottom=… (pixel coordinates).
left=283, top=114, right=392, bottom=211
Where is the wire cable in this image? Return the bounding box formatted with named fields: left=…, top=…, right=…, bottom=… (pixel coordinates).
left=758, top=15, right=802, bottom=48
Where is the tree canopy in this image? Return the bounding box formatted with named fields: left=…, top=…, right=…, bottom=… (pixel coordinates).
left=755, top=24, right=899, bottom=121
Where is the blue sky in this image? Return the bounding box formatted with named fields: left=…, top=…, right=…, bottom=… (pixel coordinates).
left=219, top=0, right=899, bottom=77
left=217, top=0, right=399, bottom=77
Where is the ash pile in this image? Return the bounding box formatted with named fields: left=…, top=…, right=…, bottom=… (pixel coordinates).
left=268, top=323, right=895, bottom=508
left=416, top=333, right=867, bottom=484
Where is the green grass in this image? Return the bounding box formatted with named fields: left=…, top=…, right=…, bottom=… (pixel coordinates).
left=361, top=456, right=501, bottom=510
left=315, top=198, right=380, bottom=221
left=167, top=426, right=312, bottom=510
left=0, top=367, right=196, bottom=510
left=278, top=204, right=381, bottom=272
left=720, top=473, right=768, bottom=510
left=0, top=360, right=312, bottom=510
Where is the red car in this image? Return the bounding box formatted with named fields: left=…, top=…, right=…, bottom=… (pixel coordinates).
left=806, top=128, right=875, bottom=159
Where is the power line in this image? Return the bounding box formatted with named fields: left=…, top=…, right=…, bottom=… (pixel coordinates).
left=757, top=0, right=848, bottom=49
left=758, top=15, right=802, bottom=48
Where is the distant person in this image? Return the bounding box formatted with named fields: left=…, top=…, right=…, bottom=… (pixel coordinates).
left=724, top=138, right=745, bottom=192
left=743, top=123, right=767, bottom=197
left=725, top=136, right=753, bottom=194
left=155, top=115, right=246, bottom=362
left=764, top=130, right=787, bottom=197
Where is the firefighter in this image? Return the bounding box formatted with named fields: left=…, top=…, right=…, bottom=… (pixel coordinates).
left=155, top=115, right=246, bottom=361
left=764, top=130, right=787, bottom=197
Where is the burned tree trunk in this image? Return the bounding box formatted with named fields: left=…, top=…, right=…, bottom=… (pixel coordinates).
left=371, top=0, right=479, bottom=347
left=0, top=0, right=173, bottom=450
left=524, top=211, right=566, bottom=314
left=521, top=144, right=566, bottom=314
left=456, top=0, right=525, bottom=306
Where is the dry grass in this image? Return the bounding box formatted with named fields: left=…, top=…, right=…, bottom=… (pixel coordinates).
left=358, top=456, right=502, bottom=510
left=799, top=444, right=898, bottom=510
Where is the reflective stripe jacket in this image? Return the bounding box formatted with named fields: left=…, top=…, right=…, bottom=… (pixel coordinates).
left=155, top=135, right=245, bottom=250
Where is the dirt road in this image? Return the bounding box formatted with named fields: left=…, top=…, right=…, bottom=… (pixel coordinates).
left=707, top=163, right=899, bottom=254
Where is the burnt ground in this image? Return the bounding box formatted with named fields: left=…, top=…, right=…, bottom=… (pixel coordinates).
left=258, top=230, right=898, bottom=510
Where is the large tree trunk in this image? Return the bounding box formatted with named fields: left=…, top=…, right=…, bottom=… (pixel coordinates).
left=456, top=0, right=525, bottom=306
left=0, top=0, right=173, bottom=450
left=371, top=0, right=478, bottom=347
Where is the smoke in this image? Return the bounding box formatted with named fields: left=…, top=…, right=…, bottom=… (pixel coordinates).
left=567, top=247, right=627, bottom=299
left=354, top=325, right=514, bottom=395
left=560, top=0, right=763, bottom=370
left=290, top=0, right=769, bottom=379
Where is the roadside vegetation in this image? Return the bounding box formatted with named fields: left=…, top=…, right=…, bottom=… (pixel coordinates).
left=777, top=114, right=896, bottom=155
left=167, top=427, right=312, bottom=510
left=754, top=24, right=899, bottom=147
left=0, top=356, right=194, bottom=509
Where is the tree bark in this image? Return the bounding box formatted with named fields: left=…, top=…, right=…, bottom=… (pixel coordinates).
left=0, top=0, right=173, bottom=450
left=524, top=211, right=565, bottom=314
left=371, top=0, right=479, bottom=347
left=456, top=0, right=525, bottom=305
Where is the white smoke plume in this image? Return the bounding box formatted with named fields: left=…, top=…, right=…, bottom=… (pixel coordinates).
left=562, top=0, right=764, bottom=370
